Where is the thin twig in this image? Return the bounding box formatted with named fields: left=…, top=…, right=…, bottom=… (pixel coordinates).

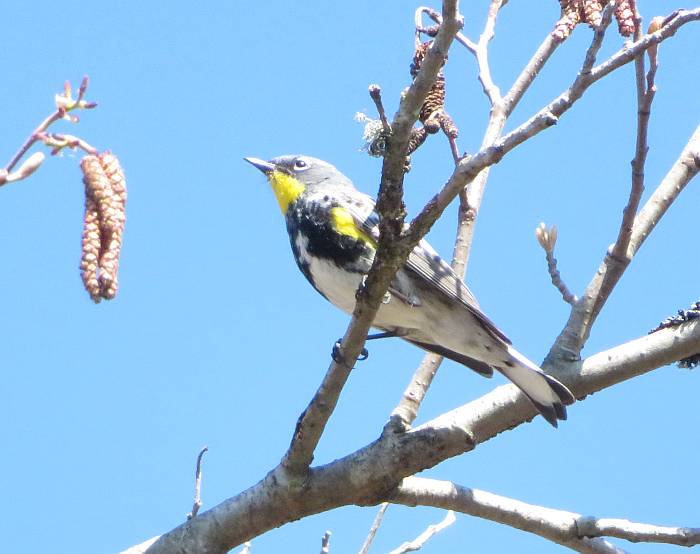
left=359, top=503, right=388, bottom=554
left=186, top=446, right=208, bottom=520
left=404, top=8, right=700, bottom=253
left=368, top=85, right=391, bottom=134
left=536, top=223, right=577, bottom=305
left=3, top=76, right=96, bottom=177
left=545, top=122, right=700, bottom=365
left=610, top=10, right=657, bottom=263
left=38, top=132, right=99, bottom=157
left=415, top=6, right=477, bottom=53
left=320, top=530, right=331, bottom=554
left=545, top=249, right=577, bottom=305
left=474, top=0, right=506, bottom=104
left=459, top=32, right=561, bottom=274
left=387, top=510, right=456, bottom=554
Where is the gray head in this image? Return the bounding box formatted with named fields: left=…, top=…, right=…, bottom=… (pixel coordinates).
left=244, top=154, right=356, bottom=214
left=244, top=155, right=354, bottom=188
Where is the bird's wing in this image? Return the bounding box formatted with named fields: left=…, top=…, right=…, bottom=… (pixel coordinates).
left=342, top=192, right=511, bottom=346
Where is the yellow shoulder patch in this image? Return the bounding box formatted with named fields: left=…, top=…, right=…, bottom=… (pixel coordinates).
left=330, top=206, right=376, bottom=246
left=268, top=171, right=305, bottom=214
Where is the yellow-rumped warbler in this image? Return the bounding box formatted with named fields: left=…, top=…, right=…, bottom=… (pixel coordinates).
left=246, top=155, right=575, bottom=426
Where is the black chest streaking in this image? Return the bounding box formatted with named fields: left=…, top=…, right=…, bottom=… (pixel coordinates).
left=286, top=198, right=372, bottom=275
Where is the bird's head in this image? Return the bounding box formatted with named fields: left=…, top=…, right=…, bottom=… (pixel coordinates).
left=245, top=155, right=352, bottom=214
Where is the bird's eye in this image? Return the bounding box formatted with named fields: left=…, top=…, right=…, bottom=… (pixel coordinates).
left=294, top=158, right=309, bottom=170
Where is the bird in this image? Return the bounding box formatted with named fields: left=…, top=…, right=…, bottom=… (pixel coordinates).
left=245, top=154, right=575, bottom=426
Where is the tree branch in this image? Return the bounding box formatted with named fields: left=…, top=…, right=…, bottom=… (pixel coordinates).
left=122, top=318, right=700, bottom=554
left=459, top=30, right=560, bottom=273
left=473, top=0, right=505, bottom=105
left=545, top=121, right=700, bottom=365
left=386, top=509, right=456, bottom=554
left=391, top=476, right=700, bottom=551
left=358, top=503, right=388, bottom=554
left=609, top=12, right=656, bottom=263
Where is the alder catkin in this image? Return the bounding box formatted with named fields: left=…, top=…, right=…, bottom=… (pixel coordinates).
left=79, top=152, right=127, bottom=302
left=80, top=193, right=102, bottom=303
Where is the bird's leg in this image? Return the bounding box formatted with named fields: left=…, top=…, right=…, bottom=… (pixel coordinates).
left=331, top=331, right=398, bottom=364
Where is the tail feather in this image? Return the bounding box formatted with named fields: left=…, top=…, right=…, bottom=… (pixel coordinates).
left=406, top=339, right=494, bottom=377
left=496, top=346, right=575, bottom=427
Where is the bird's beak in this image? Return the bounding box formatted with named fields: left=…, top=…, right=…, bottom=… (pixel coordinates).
left=244, top=157, right=275, bottom=174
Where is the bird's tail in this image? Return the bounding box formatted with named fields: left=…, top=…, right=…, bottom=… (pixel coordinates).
left=495, top=346, right=575, bottom=427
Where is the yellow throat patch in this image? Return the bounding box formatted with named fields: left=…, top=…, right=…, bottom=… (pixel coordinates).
left=268, top=171, right=305, bottom=214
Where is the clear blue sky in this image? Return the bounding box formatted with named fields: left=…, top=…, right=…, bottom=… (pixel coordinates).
left=1, top=2, right=698, bottom=553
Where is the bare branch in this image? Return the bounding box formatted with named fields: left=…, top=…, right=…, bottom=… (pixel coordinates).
left=187, top=447, right=208, bottom=520
left=546, top=122, right=700, bottom=364
left=392, top=476, right=700, bottom=552
left=578, top=517, right=700, bottom=547
left=2, top=76, right=96, bottom=183
left=473, top=0, right=506, bottom=104
left=387, top=353, right=443, bottom=431
left=126, top=317, right=700, bottom=554
left=610, top=8, right=658, bottom=263
left=320, top=530, right=331, bottom=554
left=358, top=503, right=388, bottom=554
left=393, top=476, right=700, bottom=549
left=386, top=509, right=456, bottom=554
left=536, top=223, right=577, bottom=305
left=417, top=27, right=568, bottom=271
left=502, top=34, right=559, bottom=116
left=368, top=85, right=391, bottom=135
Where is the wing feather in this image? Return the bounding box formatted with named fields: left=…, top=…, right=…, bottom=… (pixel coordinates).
left=342, top=193, right=511, bottom=346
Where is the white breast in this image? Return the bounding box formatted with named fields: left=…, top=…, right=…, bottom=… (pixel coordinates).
left=294, top=234, right=424, bottom=330
left=295, top=234, right=362, bottom=315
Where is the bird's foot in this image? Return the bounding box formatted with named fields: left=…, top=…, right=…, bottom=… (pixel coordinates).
left=331, top=331, right=398, bottom=365
left=332, top=339, right=369, bottom=365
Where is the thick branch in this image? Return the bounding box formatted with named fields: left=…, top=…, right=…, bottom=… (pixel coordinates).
left=122, top=319, right=700, bottom=554
left=391, top=477, right=700, bottom=550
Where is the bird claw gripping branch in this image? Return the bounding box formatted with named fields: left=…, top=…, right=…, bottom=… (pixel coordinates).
left=650, top=302, right=700, bottom=369
left=332, top=339, right=369, bottom=366
left=553, top=0, right=638, bottom=41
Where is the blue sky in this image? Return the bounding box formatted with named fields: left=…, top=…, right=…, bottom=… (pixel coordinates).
left=1, top=2, right=699, bottom=553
